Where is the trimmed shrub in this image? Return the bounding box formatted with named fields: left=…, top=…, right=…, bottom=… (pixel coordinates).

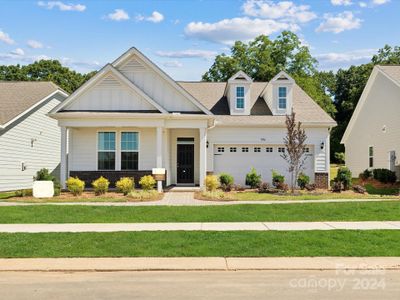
left=373, top=168, right=397, bottom=184
left=245, top=167, right=262, bottom=188
left=359, top=169, right=372, bottom=181
left=15, top=189, right=33, bottom=197
left=116, top=177, right=134, bottom=195
left=334, top=152, right=345, bottom=164
left=272, top=170, right=285, bottom=188
left=92, top=176, right=110, bottom=195
left=34, top=168, right=60, bottom=196
left=219, top=173, right=234, bottom=191
left=139, top=175, right=156, bottom=191
left=129, top=190, right=160, bottom=201
left=204, top=175, right=220, bottom=192
left=297, top=172, right=310, bottom=190
left=334, top=166, right=352, bottom=191
left=66, top=177, right=85, bottom=196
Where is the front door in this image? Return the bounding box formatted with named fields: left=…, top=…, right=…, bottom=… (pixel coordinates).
left=177, top=144, right=194, bottom=184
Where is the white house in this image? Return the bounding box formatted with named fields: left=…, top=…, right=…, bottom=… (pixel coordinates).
left=341, top=65, right=400, bottom=178
left=0, top=82, right=68, bottom=191
left=49, top=48, right=336, bottom=189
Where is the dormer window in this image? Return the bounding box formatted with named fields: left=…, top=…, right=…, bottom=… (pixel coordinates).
left=278, top=87, right=287, bottom=110
left=236, top=86, right=245, bottom=109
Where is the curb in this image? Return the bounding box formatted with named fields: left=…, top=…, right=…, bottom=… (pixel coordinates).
left=0, top=257, right=399, bottom=272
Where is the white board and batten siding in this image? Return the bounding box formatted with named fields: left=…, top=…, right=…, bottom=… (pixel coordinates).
left=0, top=97, right=63, bottom=191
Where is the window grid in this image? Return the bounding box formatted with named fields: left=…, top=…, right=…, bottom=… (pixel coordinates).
left=278, top=86, right=287, bottom=109
left=98, top=132, right=116, bottom=170
left=254, top=147, right=261, bottom=152
left=369, top=146, right=374, bottom=168
left=230, top=147, right=237, bottom=152
left=121, top=132, right=139, bottom=170
left=217, top=147, right=225, bottom=153
left=242, top=147, right=249, bottom=153
left=278, top=147, right=285, bottom=153
left=266, top=147, right=273, bottom=153
left=236, top=86, right=245, bottom=109
left=304, top=147, right=310, bottom=153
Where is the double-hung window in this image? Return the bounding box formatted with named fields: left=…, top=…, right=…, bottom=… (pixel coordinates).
left=236, top=86, right=245, bottom=109
left=98, top=132, right=116, bottom=170
left=121, top=132, right=139, bottom=170
left=278, top=87, right=287, bottom=110
left=369, top=146, right=374, bottom=168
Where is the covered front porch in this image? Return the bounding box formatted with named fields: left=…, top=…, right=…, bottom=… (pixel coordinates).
left=57, top=113, right=211, bottom=190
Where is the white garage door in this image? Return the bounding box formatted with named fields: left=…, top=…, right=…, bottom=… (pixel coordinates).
left=213, top=145, right=314, bottom=186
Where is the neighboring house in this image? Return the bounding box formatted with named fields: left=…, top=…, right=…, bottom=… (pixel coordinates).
left=0, top=82, right=68, bottom=191
left=341, top=65, right=400, bottom=178
left=49, top=48, right=336, bottom=189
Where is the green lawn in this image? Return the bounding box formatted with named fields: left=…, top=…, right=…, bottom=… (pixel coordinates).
left=0, top=230, right=398, bottom=257
left=0, top=202, right=399, bottom=223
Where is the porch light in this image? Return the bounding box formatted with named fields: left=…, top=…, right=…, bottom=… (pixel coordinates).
left=320, top=142, right=325, bottom=150
left=206, top=141, right=209, bottom=148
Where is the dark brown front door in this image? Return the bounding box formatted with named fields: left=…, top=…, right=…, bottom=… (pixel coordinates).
left=177, top=144, right=194, bottom=184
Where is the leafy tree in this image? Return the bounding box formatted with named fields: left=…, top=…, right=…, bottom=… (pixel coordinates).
left=0, top=60, right=95, bottom=93
left=203, top=31, right=336, bottom=116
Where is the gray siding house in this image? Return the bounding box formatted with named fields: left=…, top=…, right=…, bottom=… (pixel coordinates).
left=0, top=82, right=68, bottom=191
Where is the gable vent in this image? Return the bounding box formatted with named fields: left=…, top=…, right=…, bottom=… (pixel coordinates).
left=120, top=57, right=147, bottom=72
left=98, top=75, right=121, bottom=88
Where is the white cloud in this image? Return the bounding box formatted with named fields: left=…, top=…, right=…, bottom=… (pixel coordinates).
left=162, top=60, right=183, bottom=68
left=331, top=0, right=353, bottom=5
left=358, top=0, right=389, bottom=8
left=106, top=9, right=129, bottom=21
left=242, top=0, right=316, bottom=23
left=316, top=11, right=362, bottom=34
left=0, top=30, right=15, bottom=45
left=37, top=1, right=86, bottom=12
left=372, top=0, right=390, bottom=5
left=359, top=1, right=367, bottom=7
left=11, top=48, right=25, bottom=56
left=316, top=48, right=376, bottom=69
left=27, top=40, right=44, bottom=49
left=185, top=17, right=299, bottom=45
left=136, top=11, right=164, bottom=23
left=156, top=49, right=217, bottom=59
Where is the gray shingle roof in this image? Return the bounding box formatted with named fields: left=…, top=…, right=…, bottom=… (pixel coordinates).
left=0, top=81, right=60, bottom=126
left=377, top=65, right=400, bottom=85
left=178, top=81, right=336, bottom=126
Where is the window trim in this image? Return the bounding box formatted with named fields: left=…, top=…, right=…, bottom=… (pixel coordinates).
left=120, top=131, right=140, bottom=170
left=235, top=86, right=245, bottom=110
left=278, top=86, right=287, bottom=110
left=97, top=131, right=116, bottom=171
left=368, top=145, right=374, bottom=168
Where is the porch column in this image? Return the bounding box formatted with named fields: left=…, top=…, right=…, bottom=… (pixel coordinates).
left=60, top=126, right=67, bottom=189
left=199, top=127, right=207, bottom=188
left=156, top=126, right=163, bottom=192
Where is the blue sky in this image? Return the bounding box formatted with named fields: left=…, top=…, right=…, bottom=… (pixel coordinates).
left=0, top=0, right=399, bottom=80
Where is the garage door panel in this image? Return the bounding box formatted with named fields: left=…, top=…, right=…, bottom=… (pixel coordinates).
left=213, top=145, right=314, bottom=186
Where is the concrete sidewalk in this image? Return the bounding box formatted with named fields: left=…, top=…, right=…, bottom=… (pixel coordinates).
left=0, top=221, right=399, bottom=232
left=0, top=257, right=399, bottom=271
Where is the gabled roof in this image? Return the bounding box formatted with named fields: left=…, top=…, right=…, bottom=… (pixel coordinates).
left=112, top=47, right=212, bottom=115
left=50, top=64, right=168, bottom=114
left=0, top=81, right=67, bottom=128
left=341, top=65, right=400, bottom=144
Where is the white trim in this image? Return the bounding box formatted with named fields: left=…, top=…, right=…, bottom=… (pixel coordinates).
left=112, top=48, right=212, bottom=115
left=271, top=70, right=295, bottom=83
left=1, top=90, right=67, bottom=129
left=50, top=65, right=168, bottom=115
left=228, top=70, right=253, bottom=83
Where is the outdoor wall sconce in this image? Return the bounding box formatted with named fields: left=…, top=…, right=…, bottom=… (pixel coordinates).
left=31, top=138, right=37, bottom=147
left=206, top=141, right=209, bottom=148
left=320, top=141, right=325, bottom=150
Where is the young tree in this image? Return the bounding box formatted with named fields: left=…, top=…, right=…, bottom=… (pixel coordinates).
left=281, top=111, right=308, bottom=193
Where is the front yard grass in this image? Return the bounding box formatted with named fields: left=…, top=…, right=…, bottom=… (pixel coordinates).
left=0, top=201, right=399, bottom=223
left=0, top=230, right=399, bottom=257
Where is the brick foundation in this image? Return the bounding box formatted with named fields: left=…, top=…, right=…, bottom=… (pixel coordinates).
left=315, top=172, right=329, bottom=189
left=69, top=170, right=164, bottom=188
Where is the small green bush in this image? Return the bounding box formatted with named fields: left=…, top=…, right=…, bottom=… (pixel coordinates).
left=245, top=167, right=262, bottom=188
left=15, top=189, right=33, bottom=197
left=139, top=175, right=156, bottom=191
left=116, top=177, right=134, bottom=195
left=204, top=175, right=220, bottom=192
left=297, top=172, right=310, bottom=190
left=334, top=152, right=345, bottom=164
left=334, top=166, right=352, bottom=191
left=373, top=168, right=397, bottom=184
left=92, top=176, right=110, bottom=195
left=219, top=173, right=234, bottom=191
left=272, top=170, right=285, bottom=188
left=359, top=169, right=372, bottom=180
left=66, top=177, right=85, bottom=196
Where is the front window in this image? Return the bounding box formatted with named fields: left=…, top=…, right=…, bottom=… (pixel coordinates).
left=121, top=132, right=139, bottom=170
left=98, top=132, right=115, bottom=170
left=278, top=87, right=287, bottom=109
left=236, top=86, right=244, bottom=109
left=369, top=146, right=374, bottom=168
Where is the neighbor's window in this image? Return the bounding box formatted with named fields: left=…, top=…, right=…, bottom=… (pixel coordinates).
left=278, top=87, right=287, bottom=109
left=98, top=132, right=116, bottom=170
left=236, top=86, right=245, bottom=109
left=278, top=147, right=285, bottom=153
left=230, top=147, right=237, bottom=152
left=217, top=147, right=225, bottom=153
left=242, top=147, right=249, bottom=153
left=369, top=146, right=374, bottom=168
left=254, top=147, right=261, bottom=153
left=266, top=147, right=273, bottom=153
left=121, top=132, right=139, bottom=170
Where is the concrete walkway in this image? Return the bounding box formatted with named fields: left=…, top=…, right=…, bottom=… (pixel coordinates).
left=0, top=257, right=399, bottom=271
left=0, top=192, right=398, bottom=206
left=1, top=221, right=400, bottom=232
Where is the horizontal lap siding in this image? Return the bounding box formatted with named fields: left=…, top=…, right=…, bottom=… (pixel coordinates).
left=0, top=97, right=62, bottom=191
